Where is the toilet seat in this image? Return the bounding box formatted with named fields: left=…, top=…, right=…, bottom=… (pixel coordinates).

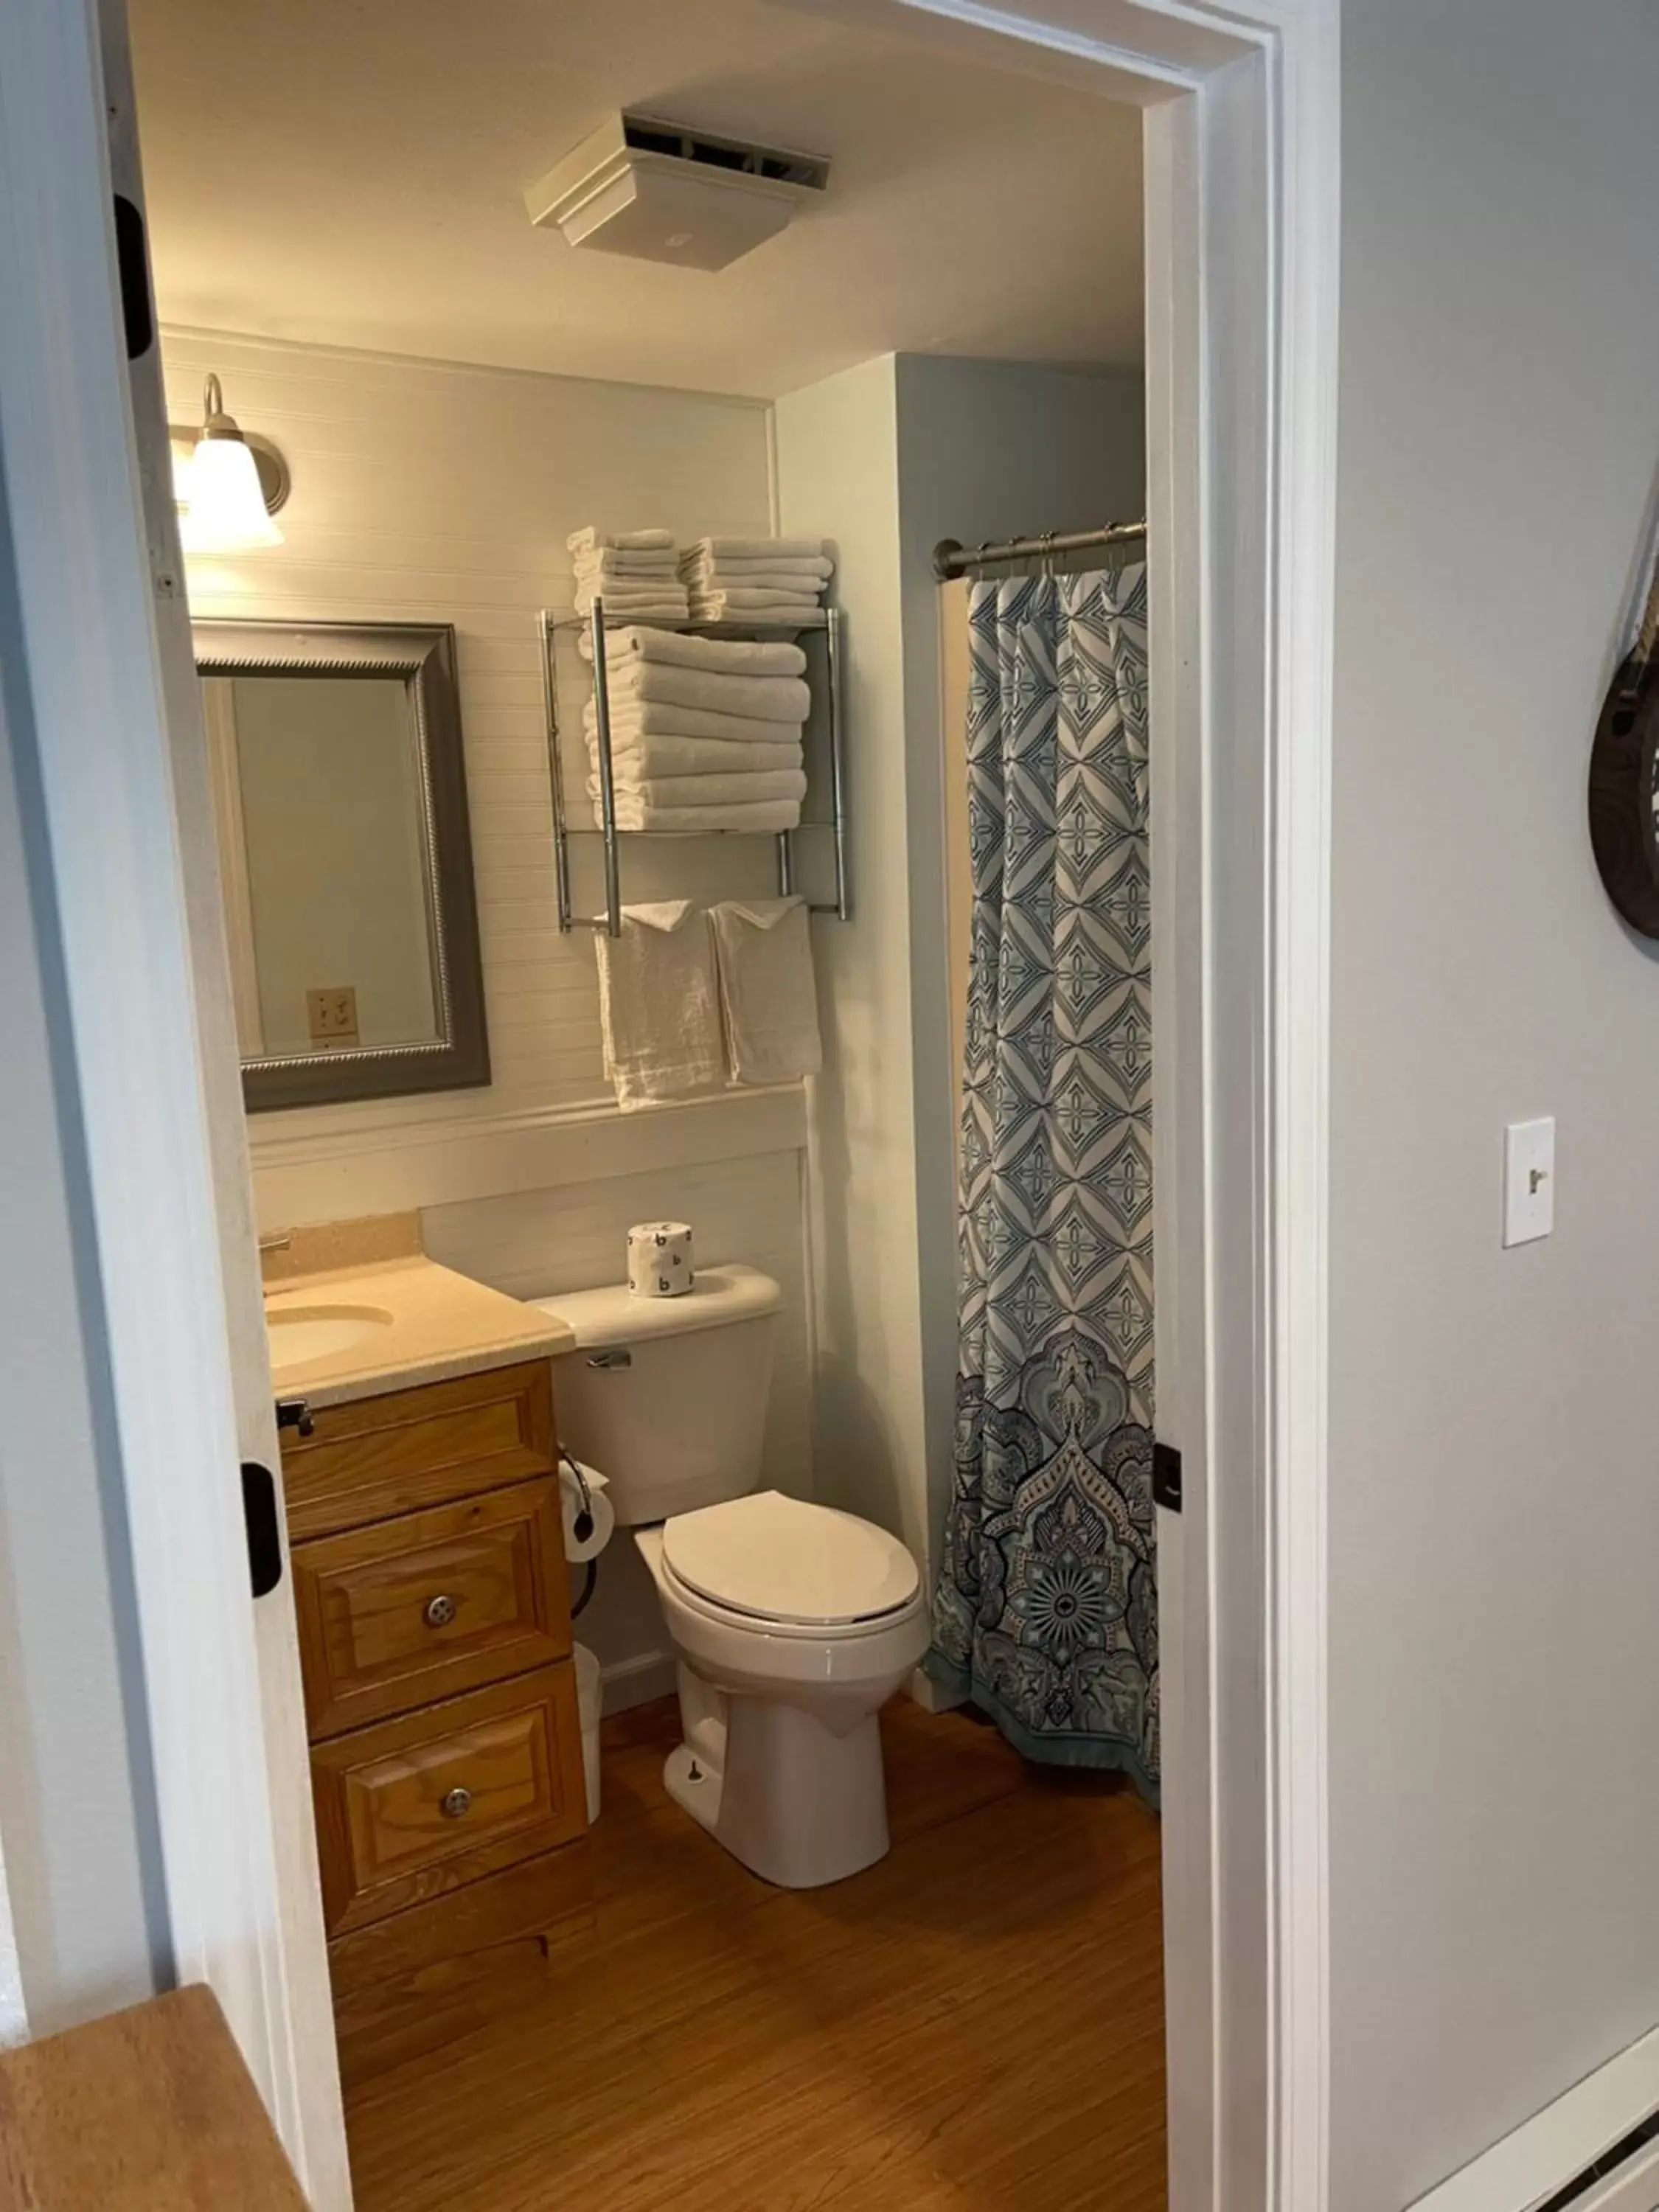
left=661, top=1491, right=920, bottom=1630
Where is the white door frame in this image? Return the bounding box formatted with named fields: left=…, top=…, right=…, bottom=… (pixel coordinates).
left=0, top=3, right=1336, bottom=2211
left=811, top=6, right=1338, bottom=2208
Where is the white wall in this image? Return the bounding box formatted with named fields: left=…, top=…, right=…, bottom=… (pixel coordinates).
left=776, top=353, right=1145, bottom=1578
left=1327, top=4, right=1659, bottom=2205
left=164, top=328, right=815, bottom=1703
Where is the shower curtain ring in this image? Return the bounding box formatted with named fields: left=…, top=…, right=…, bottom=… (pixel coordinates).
left=1041, top=531, right=1056, bottom=580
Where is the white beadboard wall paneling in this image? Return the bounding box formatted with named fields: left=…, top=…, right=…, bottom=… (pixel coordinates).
left=161, top=326, right=784, bottom=1146
left=250, top=1088, right=807, bottom=1235
left=421, top=1150, right=814, bottom=1494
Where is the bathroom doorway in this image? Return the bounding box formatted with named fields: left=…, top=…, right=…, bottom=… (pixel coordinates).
left=1, top=0, right=1338, bottom=2203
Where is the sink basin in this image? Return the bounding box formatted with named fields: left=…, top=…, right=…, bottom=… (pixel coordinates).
left=266, top=1303, right=394, bottom=1374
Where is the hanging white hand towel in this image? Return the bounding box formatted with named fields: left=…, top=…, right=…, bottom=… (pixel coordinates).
left=710, top=897, right=824, bottom=1085
left=593, top=901, right=726, bottom=1112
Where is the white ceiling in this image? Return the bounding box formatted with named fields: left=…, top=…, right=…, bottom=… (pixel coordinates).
left=128, top=0, right=1143, bottom=398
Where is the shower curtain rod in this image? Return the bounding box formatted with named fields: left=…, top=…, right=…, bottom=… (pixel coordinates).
left=932, top=519, right=1148, bottom=582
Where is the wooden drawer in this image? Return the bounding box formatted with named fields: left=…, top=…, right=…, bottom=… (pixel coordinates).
left=292, top=1480, right=572, bottom=1739
left=281, top=1360, right=555, bottom=1540
left=330, top=1843, right=593, bottom=2087
left=310, top=1663, right=585, bottom=1937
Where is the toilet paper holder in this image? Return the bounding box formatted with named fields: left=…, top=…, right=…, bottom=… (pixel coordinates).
left=560, top=1450, right=596, bottom=1545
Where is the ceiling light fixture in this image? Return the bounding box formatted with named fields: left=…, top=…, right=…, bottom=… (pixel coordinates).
left=174, top=374, right=288, bottom=552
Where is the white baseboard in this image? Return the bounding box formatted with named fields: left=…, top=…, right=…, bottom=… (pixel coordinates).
left=1409, top=2022, right=1659, bottom=2212
left=599, top=1651, right=677, bottom=1717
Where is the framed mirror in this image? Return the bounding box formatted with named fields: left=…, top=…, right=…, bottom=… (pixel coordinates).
left=193, top=619, right=490, bottom=1110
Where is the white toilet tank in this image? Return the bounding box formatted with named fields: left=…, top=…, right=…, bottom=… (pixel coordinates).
left=532, top=1264, right=782, bottom=1527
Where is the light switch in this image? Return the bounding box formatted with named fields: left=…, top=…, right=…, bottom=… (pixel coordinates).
left=1503, top=1118, right=1554, bottom=1248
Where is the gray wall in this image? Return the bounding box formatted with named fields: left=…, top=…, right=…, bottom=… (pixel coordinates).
left=1328, top=2, right=1659, bottom=2202
left=0, top=525, right=167, bottom=2036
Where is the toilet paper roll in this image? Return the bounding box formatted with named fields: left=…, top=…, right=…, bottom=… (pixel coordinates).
left=627, top=1220, right=695, bottom=1298
left=559, top=1457, right=614, bottom=1563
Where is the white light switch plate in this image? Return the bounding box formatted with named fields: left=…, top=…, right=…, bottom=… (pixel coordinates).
left=1503, top=1117, right=1554, bottom=1247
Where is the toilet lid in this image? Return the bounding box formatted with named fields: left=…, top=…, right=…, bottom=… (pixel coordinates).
left=661, top=1492, right=920, bottom=1627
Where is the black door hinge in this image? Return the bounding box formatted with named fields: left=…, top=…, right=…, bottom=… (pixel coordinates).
left=1152, top=1441, right=1183, bottom=1513
left=241, top=1461, right=285, bottom=1598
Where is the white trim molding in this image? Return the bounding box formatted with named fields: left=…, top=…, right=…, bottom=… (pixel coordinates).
left=1408, top=2024, right=1659, bottom=2212
left=800, top=6, right=1338, bottom=2211
left=248, top=1086, right=810, bottom=1228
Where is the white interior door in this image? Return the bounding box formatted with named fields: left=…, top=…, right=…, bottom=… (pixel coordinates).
left=92, top=7, right=352, bottom=2204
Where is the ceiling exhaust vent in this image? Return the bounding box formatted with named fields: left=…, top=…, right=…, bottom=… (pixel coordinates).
left=525, top=111, right=829, bottom=272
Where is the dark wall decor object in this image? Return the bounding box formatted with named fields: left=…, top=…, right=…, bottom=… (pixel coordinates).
left=1590, top=563, right=1659, bottom=936
left=193, top=620, right=490, bottom=1110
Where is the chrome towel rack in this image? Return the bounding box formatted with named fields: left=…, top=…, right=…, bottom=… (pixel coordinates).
left=538, top=598, right=848, bottom=937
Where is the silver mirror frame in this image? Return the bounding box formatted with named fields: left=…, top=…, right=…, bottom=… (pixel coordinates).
left=192, top=619, right=490, bottom=1111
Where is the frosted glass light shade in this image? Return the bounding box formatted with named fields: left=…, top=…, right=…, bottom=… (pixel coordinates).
left=180, top=435, right=282, bottom=552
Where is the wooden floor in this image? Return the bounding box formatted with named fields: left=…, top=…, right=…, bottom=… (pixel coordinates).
left=344, top=1696, right=1166, bottom=2212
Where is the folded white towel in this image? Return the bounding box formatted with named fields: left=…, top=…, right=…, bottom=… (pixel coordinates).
left=685, top=574, right=829, bottom=597
left=710, top=897, right=823, bottom=1085
left=585, top=698, right=805, bottom=748
left=587, top=768, right=807, bottom=809
left=686, top=537, right=827, bottom=562
left=686, top=594, right=824, bottom=624
left=568, top=526, right=675, bottom=554
left=576, top=582, right=690, bottom=606
left=598, top=796, right=802, bottom=834
left=593, top=900, right=725, bottom=1112
left=591, top=737, right=803, bottom=782
left=680, top=554, right=834, bottom=582
left=607, top=661, right=812, bottom=723
left=576, top=595, right=691, bottom=625
left=574, top=551, right=681, bottom=578
left=582, top=625, right=807, bottom=678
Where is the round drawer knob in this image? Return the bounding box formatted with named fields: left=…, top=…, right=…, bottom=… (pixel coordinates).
left=423, top=1593, right=458, bottom=1629
left=439, top=1786, right=472, bottom=1820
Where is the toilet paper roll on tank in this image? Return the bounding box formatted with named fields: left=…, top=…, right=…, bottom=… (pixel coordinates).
left=558, top=1457, right=614, bottom=1562
left=627, top=1220, right=694, bottom=1297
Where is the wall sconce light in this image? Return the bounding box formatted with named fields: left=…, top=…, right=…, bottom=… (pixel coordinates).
left=171, top=373, right=288, bottom=552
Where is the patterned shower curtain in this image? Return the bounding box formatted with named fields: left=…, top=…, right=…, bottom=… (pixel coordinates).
left=928, top=566, right=1158, bottom=1797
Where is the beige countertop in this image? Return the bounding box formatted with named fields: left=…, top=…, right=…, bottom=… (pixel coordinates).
left=263, top=1220, right=574, bottom=1409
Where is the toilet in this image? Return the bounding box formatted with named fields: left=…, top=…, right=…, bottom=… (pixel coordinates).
left=534, top=1265, right=928, bottom=1888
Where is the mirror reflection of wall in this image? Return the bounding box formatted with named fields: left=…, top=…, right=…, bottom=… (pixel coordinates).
left=204, top=672, right=439, bottom=1057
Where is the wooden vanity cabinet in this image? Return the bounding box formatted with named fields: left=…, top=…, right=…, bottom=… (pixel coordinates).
left=279, top=1357, right=591, bottom=2084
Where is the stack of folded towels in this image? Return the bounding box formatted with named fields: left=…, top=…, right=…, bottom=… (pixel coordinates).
left=678, top=537, right=833, bottom=625
left=580, top=624, right=811, bottom=834
left=568, top=526, right=689, bottom=625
